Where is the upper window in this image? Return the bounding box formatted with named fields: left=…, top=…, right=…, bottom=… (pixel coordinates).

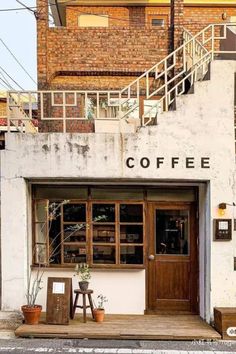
left=78, top=14, right=109, bottom=28
left=33, top=200, right=145, bottom=269
left=151, top=18, right=165, bottom=27
left=147, top=14, right=167, bottom=28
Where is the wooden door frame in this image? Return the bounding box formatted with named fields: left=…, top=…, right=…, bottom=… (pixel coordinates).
left=146, top=201, right=199, bottom=314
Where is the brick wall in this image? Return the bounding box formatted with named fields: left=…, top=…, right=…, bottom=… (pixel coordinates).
left=46, top=27, right=169, bottom=81
left=51, top=75, right=142, bottom=91
left=184, top=6, right=236, bottom=34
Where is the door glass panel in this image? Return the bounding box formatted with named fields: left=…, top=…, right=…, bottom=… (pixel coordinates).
left=155, top=209, right=189, bottom=255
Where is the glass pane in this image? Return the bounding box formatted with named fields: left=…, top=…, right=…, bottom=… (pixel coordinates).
left=35, top=223, right=47, bottom=243
left=63, top=204, right=86, bottom=222
left=93, top=225, right=115, bottom=243
left=35, top=244, right=47, bottom=264
left=155, top=210, right=189, bottom=255
left=120, top=225, right=143, bottom=243
left=49, top=216, right=61, bottom=264
left=120, top=246, right=143, bottom=265
left=64, top=244, right=87, bottom=264
left=64, top=223, right=86, bottom=242
left=152, top=18, right=164, bottom=26
left=93, top=246, right=116, bottom=264
left=35, top=201, right=47, bottom=222
left=92, top=204, right=115, bottom=222
left=120, top=204, right=143, bottom=222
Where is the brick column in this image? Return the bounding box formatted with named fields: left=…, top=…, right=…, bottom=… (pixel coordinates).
left=171, top=0, right=184, bottom=51
left=37, top=0, right=48, bottom=89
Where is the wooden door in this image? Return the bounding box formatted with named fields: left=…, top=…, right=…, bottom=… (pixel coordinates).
left=147, top=203, right=198, bottom=313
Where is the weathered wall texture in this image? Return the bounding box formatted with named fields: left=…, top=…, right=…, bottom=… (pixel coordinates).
left=1, top=61, right=236, bottom=317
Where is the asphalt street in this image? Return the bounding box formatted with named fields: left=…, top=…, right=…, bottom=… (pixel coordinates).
left=0, top=339, right=236, bottom=354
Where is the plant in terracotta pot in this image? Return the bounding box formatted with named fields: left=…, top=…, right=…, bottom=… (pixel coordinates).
left=75, top=263, right=91, bottom=291
left=93, top=294, right=108, bottom=323
left=21, top=265, right=44, bottom=325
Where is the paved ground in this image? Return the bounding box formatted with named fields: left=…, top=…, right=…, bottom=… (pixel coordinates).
left=0, top=338, right=236, bottom=353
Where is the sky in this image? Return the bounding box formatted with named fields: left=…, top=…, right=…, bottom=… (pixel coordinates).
left=0, top=0, right=37, bottom=92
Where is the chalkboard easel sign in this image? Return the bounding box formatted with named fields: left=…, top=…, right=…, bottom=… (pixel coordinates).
left=46, top=277, right=72, bottom=325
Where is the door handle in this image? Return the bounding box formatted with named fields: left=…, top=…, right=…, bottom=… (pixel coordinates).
left=148, top=254, right=155, bottom=261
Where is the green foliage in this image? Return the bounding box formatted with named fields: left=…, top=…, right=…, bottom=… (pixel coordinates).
left=96, top=294, right=108, bottom=310
left=74, top=263, right=91, bottom=282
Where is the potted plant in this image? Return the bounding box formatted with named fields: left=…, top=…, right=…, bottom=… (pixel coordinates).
left=75, top=263, right=91, bottom=291
left=21, top=265, right=44, bottom=325
left=93, top=294, right=108, bottom=323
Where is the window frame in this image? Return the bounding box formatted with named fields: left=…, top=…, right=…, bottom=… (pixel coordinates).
left=147, top=14, right=168, bottom=28
left=32, top=199, right=146, bottom=269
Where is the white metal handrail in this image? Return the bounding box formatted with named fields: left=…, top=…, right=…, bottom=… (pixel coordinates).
left=7, top=23, right=236, bottom=132
left=140, top=22, right=236, bottom=126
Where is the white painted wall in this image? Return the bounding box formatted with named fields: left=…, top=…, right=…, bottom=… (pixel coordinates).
left=35, top=270, right=145, bottom=314
left=1, top=60, right=236, bottom=318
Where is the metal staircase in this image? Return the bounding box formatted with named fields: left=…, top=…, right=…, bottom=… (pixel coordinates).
left=6, top=23, right=236, bottom=133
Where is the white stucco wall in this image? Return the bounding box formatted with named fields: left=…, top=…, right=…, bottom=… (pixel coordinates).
left=1, top=60, right=236, bottom=318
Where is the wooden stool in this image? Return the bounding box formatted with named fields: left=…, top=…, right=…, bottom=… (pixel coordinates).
left=72, top=289, right=94, bottom=323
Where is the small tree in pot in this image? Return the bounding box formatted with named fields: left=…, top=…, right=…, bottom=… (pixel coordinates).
left=74, top=263, right=91, bottom=291
left=93, top=294, right=108, bottom=323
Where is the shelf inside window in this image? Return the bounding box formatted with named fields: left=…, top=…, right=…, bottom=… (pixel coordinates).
left=93, top=245, right=116, bottom=264
left=93, top=224, right=116, bottom=243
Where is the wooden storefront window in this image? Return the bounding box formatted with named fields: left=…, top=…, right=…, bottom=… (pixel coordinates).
left=33, top=200, right=145, bottom=269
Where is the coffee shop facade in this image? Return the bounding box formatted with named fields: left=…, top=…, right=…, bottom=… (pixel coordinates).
left=1, top=60, right=236, bottom=323
left=1, top=0, right=236, bottom=324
